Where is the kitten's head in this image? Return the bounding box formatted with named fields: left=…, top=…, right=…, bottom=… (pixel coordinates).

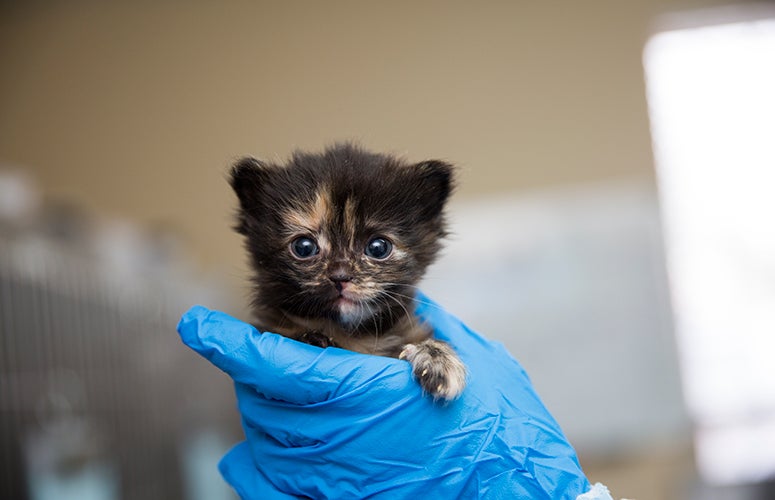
left=229, top=143, right=454, bottom=331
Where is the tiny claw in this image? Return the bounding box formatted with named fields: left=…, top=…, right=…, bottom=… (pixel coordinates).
left=437, top=385, right=444, bottom=393
left=399, top=351, right=407, bottom=360
left=421, top=369, right=428, bottom=377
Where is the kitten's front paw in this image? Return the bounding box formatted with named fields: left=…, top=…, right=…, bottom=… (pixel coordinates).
left=399, top=339, right=467, bottom=401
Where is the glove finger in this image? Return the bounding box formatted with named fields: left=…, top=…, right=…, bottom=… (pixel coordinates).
left=239, top=415, right=434, bottom=499
left=234, top=382, right=322, bottom=448
left=178, top=305, right=407, bottom=404
left=219, top=441, right=301, bottom=500
left=233, top=357, right=419, bottom=445
left=239, top=424, right=325, bottom=496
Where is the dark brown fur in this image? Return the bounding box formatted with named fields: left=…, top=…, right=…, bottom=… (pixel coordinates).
left=230, top=143, right=466, bottom=400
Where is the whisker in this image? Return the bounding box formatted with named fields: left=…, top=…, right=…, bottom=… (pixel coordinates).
left=375, top=283, right=446, bottom=315
left=377, top=289, right=414, bottom=328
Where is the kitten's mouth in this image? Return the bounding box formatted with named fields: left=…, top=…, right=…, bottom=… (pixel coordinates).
left=333, top=291, right=373, bottom=326
left=334, top=291, right=359, bottom=308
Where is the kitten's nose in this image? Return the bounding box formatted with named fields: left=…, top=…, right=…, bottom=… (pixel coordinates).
left=329, top=273, right=352, bottom=293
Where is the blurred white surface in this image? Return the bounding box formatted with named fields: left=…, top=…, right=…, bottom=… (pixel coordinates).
left=645, top=14, right=775, bottom=485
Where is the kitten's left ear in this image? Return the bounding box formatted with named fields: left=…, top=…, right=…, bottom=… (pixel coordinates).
left=413, top=160, right=455, bottom=213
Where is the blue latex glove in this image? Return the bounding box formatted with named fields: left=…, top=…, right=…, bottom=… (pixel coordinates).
left=178, top=294, right=606, bottom=499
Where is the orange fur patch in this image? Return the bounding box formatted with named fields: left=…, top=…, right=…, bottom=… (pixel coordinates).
left=283, top=188, right=333, bottom=233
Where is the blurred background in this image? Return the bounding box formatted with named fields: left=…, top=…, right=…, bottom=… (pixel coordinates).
left=2, top=1, right=774, bottom=499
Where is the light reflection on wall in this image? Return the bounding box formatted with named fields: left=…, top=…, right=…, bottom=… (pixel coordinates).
left=645, top=11, right=775, bottom=486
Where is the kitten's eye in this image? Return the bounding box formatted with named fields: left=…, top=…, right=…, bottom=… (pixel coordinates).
left=365, top=237, right=393, bottom=260
left=290, top=237, right=319, bottom=259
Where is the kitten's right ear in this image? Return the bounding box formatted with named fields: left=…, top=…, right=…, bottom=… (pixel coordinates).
left=229, top=157, right=272, bottom=234
left=412, top=159, right=456, bottom=217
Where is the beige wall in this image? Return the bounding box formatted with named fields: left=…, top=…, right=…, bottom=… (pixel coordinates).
left=0, top=0, right=740, bottom=277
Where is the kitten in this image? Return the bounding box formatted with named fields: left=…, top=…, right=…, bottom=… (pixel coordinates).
left=229, top=143, right=466, bottom=400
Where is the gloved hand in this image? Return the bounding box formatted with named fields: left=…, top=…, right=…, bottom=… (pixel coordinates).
left=178, top=294, right=609, bottom=500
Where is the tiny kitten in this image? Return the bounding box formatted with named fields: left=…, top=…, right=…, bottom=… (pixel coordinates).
left=229, top=143, right=466, bottom=400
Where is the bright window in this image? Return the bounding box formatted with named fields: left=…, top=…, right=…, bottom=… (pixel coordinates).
left=645, top=12, right=775, bottom=485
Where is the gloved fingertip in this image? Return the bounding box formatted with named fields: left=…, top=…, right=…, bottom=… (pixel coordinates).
left=219, top=442, right=254, bottom=499
left=177, top=305, right=211, bottom=350
left=218, top=441, right=249, bottom=480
